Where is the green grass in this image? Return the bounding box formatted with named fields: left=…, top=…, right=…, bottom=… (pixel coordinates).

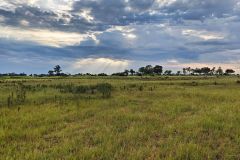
left=0, top=76, right=240, bottom=159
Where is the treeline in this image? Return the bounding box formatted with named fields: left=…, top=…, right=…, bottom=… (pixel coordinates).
left=0, top=65, right=237, bottom=77
left=112, top=66, right=236, bottom=76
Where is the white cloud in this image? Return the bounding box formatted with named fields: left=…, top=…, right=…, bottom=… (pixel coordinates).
left=182, top=29, right=225, bottom=40
left=0, top=0, right=74, bottom=23
left=107, top=25, right=137, bottom=40
left=0, top=26, right=99, bottom=47
left=107, top=26, right=135, bottom=33
left=123, top=33, right=137, bottom=39
left=76, top=9, right=95, bottom=22
left=20, top=20, right=29, bottom=26
left=0, top=0, right=74, bottom=12
left=71, top=58, right=130, bottom=74
left=0, top=1, right=16, bottom=11
left=155, top=0, right=177, bottom=7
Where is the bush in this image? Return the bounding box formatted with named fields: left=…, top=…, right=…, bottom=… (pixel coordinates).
left=96, top=83, right=113, bottom=98
left=16, top=84, right=26, bottom=105
left=73, top=85, right=89, bottom=94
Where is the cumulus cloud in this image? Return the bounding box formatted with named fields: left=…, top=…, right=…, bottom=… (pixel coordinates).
left=0, top=26, right=99, bottom=47
left=71, top=58, right=130, bottom=74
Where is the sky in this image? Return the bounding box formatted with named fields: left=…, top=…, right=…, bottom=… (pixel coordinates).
left=1, top=0, right=240, bottom=74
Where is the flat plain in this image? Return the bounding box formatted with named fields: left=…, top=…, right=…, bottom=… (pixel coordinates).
left=0, top=76, right=240, bottom=159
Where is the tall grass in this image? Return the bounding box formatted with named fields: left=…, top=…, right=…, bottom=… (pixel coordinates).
left=0, top=76, right=240, bottom=159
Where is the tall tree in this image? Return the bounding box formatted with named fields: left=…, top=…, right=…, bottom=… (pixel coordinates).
left=153, top=65, right=163, bottom=75
left=144, top=65, right=154, bottom=75
left=138, top=67, right=145, bottom=74
left=54, top=65, right=62, bottom=76
left=186, top=67, right=192, bottom=75
left=129, top=69, right=135, bottom=76
left=124, top=70, right=129, bottom=76
left=210, top=67, right=216, bottom=75
left=216, top=67, right=223, bottom=75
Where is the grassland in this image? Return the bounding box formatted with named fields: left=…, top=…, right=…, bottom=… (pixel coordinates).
left=0, top=76, right=240, bottom=159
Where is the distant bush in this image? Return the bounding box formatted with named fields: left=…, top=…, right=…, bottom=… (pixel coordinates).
left=128, top=84, right=137, bottom=88
left=16, top=84, right=27, bottom=105
left=73, top=85, right=89, bottom=94
left=98, top=73, right=108, bottom=76
left=236, top=80, right=240, bottom=84
left=7, top=94, right=13, bottom=107
left=96, top=83, right=113, bottom=98
left=51, top=83, right=113, bottom=98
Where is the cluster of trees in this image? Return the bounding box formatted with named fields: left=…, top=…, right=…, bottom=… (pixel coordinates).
left=112, top=65, right=236, bottom=76
left=0, top=65, right=237, bottom=77
left=112, top=65, right=163, bottom=76
left=0, top=73, right=27, bottom=77
left=182, top=67, right=235, bottom=75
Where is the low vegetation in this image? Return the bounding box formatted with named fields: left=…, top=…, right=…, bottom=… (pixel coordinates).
left=1, top=76, right=240, bottom=159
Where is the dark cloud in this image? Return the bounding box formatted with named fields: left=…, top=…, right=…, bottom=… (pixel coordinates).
left=0, top=5, right=104, bottom=33
left=161, top=0, right=238, bottom=21
left=1, top=0, right=239, bottom=32
left=1, top=0, right=240, bottom=73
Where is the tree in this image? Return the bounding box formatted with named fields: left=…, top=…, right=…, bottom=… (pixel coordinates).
left=98, top=73, right=108, bottom=76
left=183, top=68, right=187, bottom=75
left=138, top=67, right=145, bottom=74
left=216, top=67, right=223, bottom=75
left=129, top=69, right=135, bottom=76
left=153, top=65, right=163, bottom=75
left=186, top=67, right=192, bottom=75
left=210, top=67, right=216, bottom=75
left=225, top=69, right=235, bottom=75
left=192, top=68, right=202, bottom=75
left=201, top=67, right=211, bottom=75
left=176, top=71, right=181, bottom=76
left=48, top=70, right=54, bottom=76
left=54, top=65, right=62, bottom=76
left=124, top=70, right=129, bottom=76
left=144, top=65, right=154, bottom=75
left=164, top=70, right=172, bottom=75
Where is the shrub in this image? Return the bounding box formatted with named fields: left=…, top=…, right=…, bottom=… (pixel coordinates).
left=139, top=85, right=144, bottom=91
left=128, top=84, right=137, bottom=88
left=73, top=85, right=89, bottom=94
left=7, top=95, right=13, bottom=107
left=96, top=83, right=113, bottom=98
left=16, top=84, right=26, bottom=105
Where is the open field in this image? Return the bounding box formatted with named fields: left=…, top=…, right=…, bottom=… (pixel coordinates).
left=0, top=76, right=240, bottom=159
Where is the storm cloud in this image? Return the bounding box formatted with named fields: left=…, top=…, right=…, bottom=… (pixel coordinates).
left=0, top=0, right=240, bottom=73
